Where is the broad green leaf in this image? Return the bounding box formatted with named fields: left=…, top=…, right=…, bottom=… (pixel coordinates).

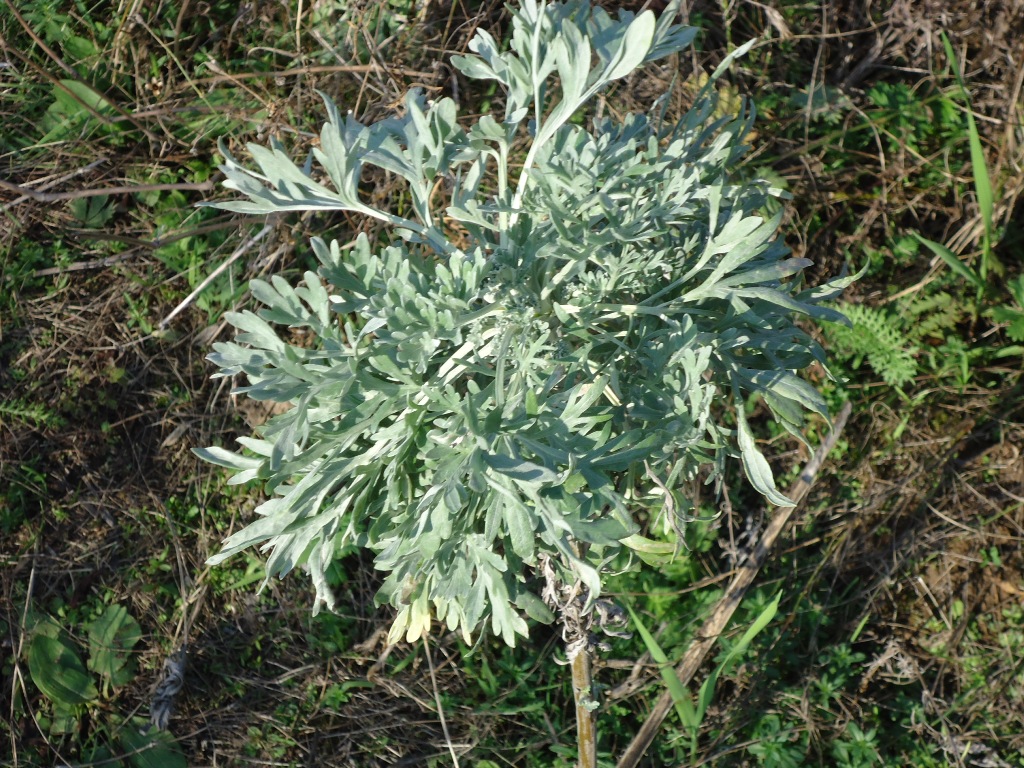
left=56, top=79, right=118, bottom=115
left=87, top=605, right=142, bottom=688
left=78, top=743, right=122, bottom=767
left=27, top=625, right=98, bottom=707
left=64, top=35, right=97, bottom=60
left=70, top=195, right=115, bottom=228
left=49, top=699, right=81, bottom=735
left=119, top=722, right=187, bottom=768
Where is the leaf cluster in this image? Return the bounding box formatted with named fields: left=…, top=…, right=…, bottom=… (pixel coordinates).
left=20, top=606, right=184, bottom=767
left=826, top=293, right=969, bottom=388
left=198, top=0, right=851, bottom=646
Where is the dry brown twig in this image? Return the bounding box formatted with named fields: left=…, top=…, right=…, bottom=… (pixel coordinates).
left=616, top=401, right=853, bottom=768
left=192, top=61, right=436, bottom=87
left=0, top=177, right=215, bottom=204
left=157, top=223, right=275, bottom=330
left=423, top=638, right=462, bottom=768
left=0, top=158, right=110, bottom=212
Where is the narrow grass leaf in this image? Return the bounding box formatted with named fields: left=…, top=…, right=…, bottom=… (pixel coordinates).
left=626, top=603, right=698, bottom=730
left=913, top=234, right=986, bottom=292
left=941, top=33, right=994, bottom=261
left=696, top=593, right=780, bottom=723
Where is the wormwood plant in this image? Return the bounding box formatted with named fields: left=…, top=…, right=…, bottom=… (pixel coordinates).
left=197, top=0, right=851, bottom=760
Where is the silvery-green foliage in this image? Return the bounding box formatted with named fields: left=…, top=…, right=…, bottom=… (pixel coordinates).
left=197, top=0, right=853, bottom=647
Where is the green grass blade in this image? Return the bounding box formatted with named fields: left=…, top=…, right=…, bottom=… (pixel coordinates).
left=695, top=593, right=780, bottom=724
left=626, top=604, right=697, bottom=730
left=941, top=32, right=995, bottom=269
left=913, top=233, right=986, bottom=293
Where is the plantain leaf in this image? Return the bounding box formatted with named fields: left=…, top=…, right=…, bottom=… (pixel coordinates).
left=27, top=622, right=98, bottom=707
left=119, top=721, right=187, bottom=768
left=88, top=605, right=142, bottom=688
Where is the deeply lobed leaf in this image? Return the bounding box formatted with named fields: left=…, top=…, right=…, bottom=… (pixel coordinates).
left=198, top=0, right=850, bottom=646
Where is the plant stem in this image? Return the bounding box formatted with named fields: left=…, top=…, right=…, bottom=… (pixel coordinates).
left=571, top=642, right=596, bottom=768
left=615, top=401, right=853, bottom=768
left=545, top=549, right=599, bottom=768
